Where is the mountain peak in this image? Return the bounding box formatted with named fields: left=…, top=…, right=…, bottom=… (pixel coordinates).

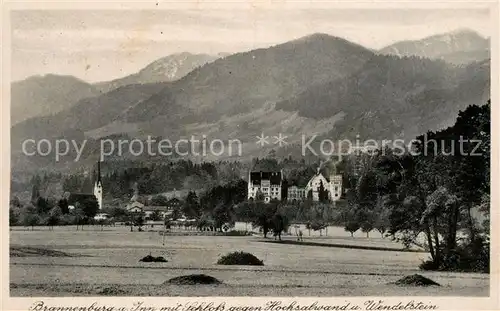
left=293, top=32, right=340, bottom=42
left=447, top=28, right=484, bottom=38
left=379, top=28, right=489, bottom=64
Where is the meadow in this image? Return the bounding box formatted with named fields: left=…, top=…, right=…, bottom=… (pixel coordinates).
left=9, top=224, right=489, bottom=296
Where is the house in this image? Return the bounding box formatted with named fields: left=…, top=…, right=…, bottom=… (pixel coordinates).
left=126, top=204, right=171, bottom=220
left=248, top=170, right=283, bottom=203
left=287, top=185, right=307, bottom=201
left=166, top=198, right=182, bottom=210
left=94, top=213, right=109, bottom=221
left=126, top=201, right=145, bottom=213
left=143, top=206, right=171, bottom=219
left=305, top=168, right=343, bottom=202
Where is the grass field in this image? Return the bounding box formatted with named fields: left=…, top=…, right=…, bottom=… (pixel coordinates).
left=9, top=225, right=489, bottom=296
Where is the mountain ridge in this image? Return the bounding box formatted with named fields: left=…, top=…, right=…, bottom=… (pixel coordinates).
left=379, top=28, right=490, bottom=65
left=10, top=32, right=491, bottom=172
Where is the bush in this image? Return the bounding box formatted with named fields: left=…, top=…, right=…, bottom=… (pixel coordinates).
left=217, top=251, right=264, bottom=266
left=419, top=235, right=490, bottom=273
left=165, top=274, right=222, bottom=285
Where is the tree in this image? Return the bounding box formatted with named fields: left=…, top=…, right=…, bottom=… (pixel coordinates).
left=251, top=200, right=275, bottom=238
left=35, top=197, right=51, bottom=214
left=171, top=207, right=181, bottom=220
left=344, top=220, right=360, bottom=237
left=106, top=207, right=130, bottom=222
left=58, top=198, right=70, bottom=214
left=360, top=210, right=374, bottom=238
left=183, top=191, right=201, bottom=218
left=150, top=194, right=169, bottom=206
left=71, top=207, right=86, bottom=230
left=30, top=175, right=41, bottom=203
left=47, top=206, right=63, bottom=230
left=10, top=196, right=21, bottom=208
left=133, top=214, right=145, bottom=229
left=374, top=197, right=391, bottom=238
left=147, top=210, right=160, bottom=221
left=270, top=213, right=288, bottom=240
left=21, top=212, right=40, bottom=230
left=317, top=180, right=329, bottom=203
left=234, top=201, right=253, bottom=230
left=10, top=208, right=20, bottom=226
left=213, top=203, right=234, bottom=231
left=80, top=196, right=99, bottom=219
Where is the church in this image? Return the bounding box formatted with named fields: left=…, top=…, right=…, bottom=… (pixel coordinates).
left=67, top=161, right=103, bottom=211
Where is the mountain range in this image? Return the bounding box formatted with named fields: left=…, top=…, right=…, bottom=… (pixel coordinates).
left=11, top=29, right=491, bottom=172
left=379, top=28, right=490, bottom=65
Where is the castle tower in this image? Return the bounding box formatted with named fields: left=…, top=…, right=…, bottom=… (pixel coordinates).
left=93, top=161, right=103, bottom=209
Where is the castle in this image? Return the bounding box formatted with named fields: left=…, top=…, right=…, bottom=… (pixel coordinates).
left=247, top=170, right=283, bottom=203
left=247, top=167, right=342, bottom=203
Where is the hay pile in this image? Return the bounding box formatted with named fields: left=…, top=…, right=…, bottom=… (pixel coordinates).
left=394, top=274, right=440, bottom=286
left=216, top=251, right=264, bottom=266
left=165, top=274, right=222, bottom=285
left=139, top=254, right=168, bottom=262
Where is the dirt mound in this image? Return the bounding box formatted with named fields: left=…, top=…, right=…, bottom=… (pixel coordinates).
left=165, top=274, right=222, bottom=285
left=217, top=251, right=264, bottom=266
left=10, top=246, right=74, bottom=257
left=394, top=274, right=440, bottom=286
left=139, top=254, right=168, bottom=262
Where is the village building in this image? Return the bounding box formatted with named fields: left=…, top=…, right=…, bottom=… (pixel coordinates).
left=287, top=185, right=307, bottom=201
left=66, top=161, right=104, bottom=210
left=94, top=213, right=109, bottom=221
left=126, top=200, right=145, bottom=213
left=248, top=170, right=283, bottom=203
left=305, top=168, right=343, bottom=202
left=166, top=197, right=182, bottom=210
left=143, top=206, right=172, bottom=219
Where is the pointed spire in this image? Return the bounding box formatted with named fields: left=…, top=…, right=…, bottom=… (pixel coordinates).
left=97, top=161, right=102, bottom=183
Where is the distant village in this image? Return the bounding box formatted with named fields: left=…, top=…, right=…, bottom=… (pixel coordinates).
left=73, top=152, right=367, bottom=223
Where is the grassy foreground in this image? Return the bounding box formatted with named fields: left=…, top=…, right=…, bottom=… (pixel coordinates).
left=9, top=226, right=489, bottom=297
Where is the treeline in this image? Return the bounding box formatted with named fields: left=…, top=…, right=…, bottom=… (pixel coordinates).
left=9, top=194, right=99, bottom=230
left=56, top=160, right=246, bottom=197
left=341, top=101, right=490, bottom=272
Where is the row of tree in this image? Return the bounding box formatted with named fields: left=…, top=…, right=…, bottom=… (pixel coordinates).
left=340, top=101, right=490, bottom=272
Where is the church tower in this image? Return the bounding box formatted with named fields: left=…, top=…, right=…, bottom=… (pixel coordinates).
left=93, top=161, right=103, bottom=210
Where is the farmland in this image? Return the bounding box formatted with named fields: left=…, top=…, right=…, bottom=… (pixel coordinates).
left=9, top=225, right=489, bottom=296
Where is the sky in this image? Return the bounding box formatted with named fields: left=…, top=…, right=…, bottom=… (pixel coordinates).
left=11, top=8, right=491, bottom=83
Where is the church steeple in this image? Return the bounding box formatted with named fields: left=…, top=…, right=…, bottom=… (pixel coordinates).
left=97, top=161, right=102, bottom=184
left=93, top=161, right=103, bottom=209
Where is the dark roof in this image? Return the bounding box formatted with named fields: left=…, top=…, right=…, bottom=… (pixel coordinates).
left=144, top=206, right=169, bottom=212
left=250, top=171, right=282, bottom=185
